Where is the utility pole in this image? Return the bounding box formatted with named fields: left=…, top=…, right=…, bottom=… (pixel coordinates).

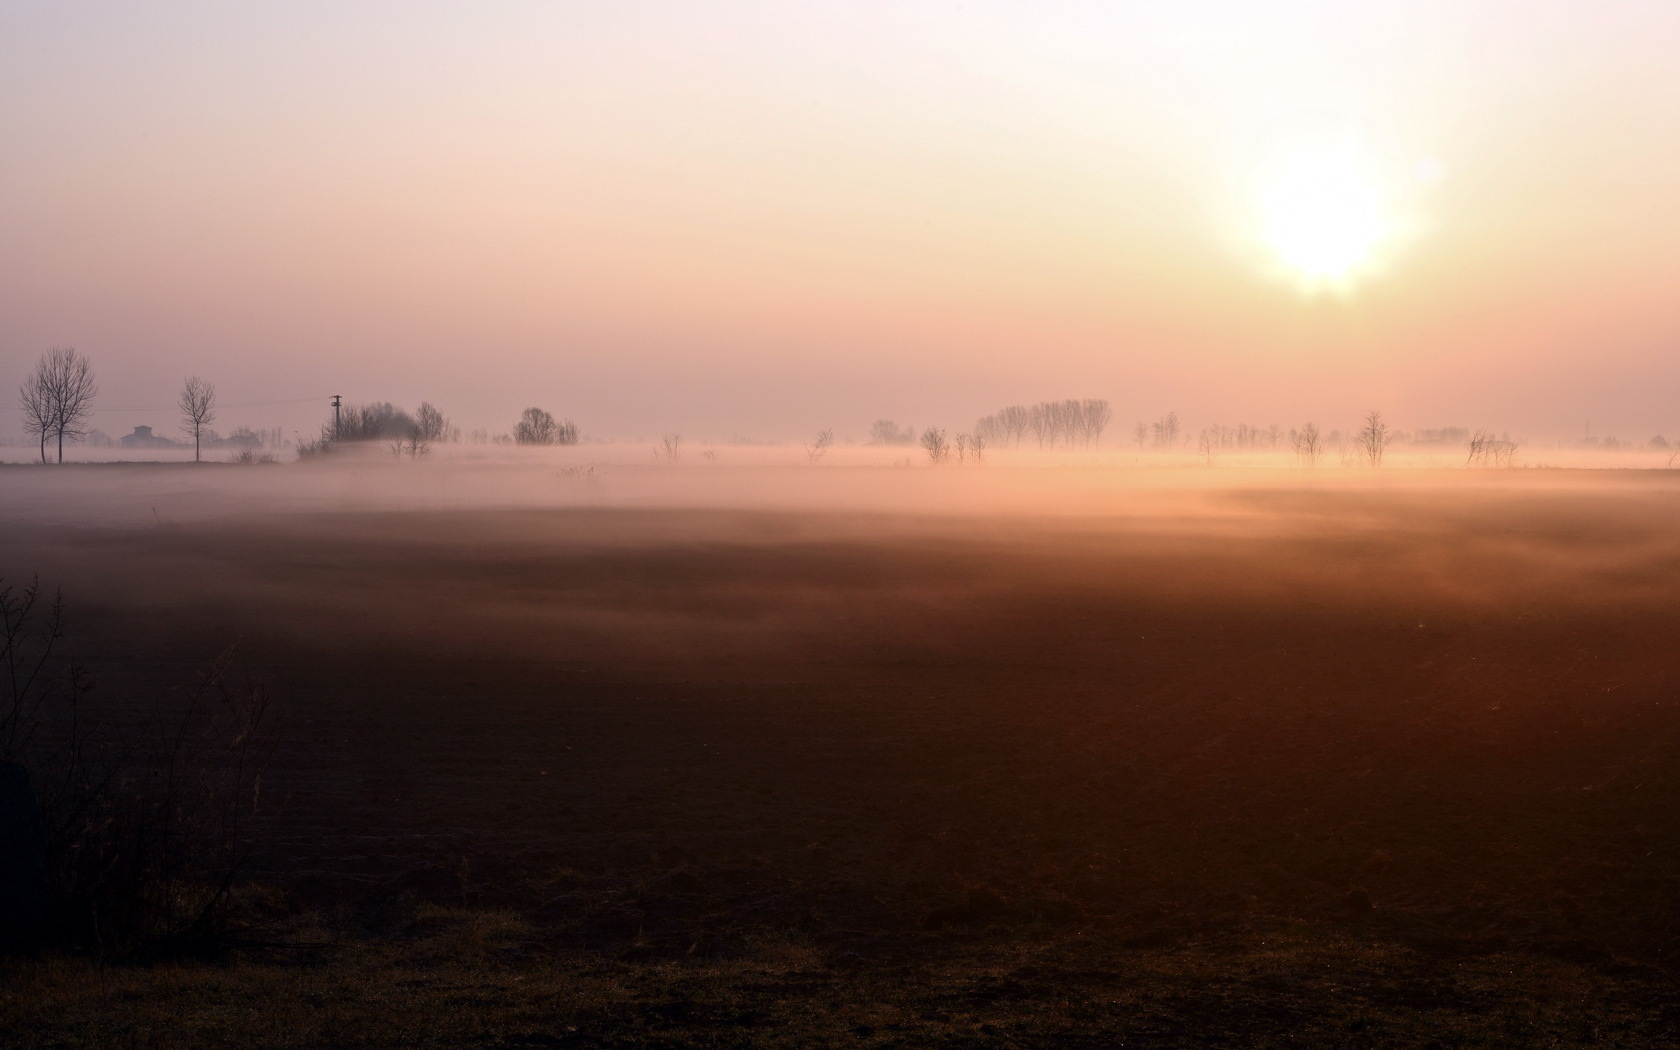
left=331, top=395, right=342, bottom=440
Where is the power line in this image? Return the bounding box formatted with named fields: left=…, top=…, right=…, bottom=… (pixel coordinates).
left=0, top=395, right=330, bottom=412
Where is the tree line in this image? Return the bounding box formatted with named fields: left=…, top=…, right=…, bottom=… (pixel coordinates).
left=11, top=346, right=584, bottom=463
left=974, top=399, right=1112, bottom=449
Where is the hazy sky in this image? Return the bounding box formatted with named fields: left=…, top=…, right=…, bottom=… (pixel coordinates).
left=3, top=1, right=1678, bottom=443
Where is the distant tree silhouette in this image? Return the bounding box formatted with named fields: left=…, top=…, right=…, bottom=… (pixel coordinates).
left=920, top=427, right=950, bottom=463
left=1150, top=412, right=1181, bottom=449
left=805, top=428, right=834, bottom=464
left=515, top=408, right=556, bottom=445
left=415, top=402, right=459, bottom=443
left=1356, top=410, right=1390, bottom=466
left=868, top=420, right=915, bottom=446
left=1291, top=422, right=1324, bottom=467
left=513, top=407, right=578, bottom=446
left=335, top=402, right=416, bottom=442
left=178, top=376, right=216, bottom=463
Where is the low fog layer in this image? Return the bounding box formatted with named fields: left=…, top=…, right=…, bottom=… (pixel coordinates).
left=3, top=445, right=1678, bottom=532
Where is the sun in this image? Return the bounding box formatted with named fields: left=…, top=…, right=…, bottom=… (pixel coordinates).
left=1256, top=140, right=1390, bottom=290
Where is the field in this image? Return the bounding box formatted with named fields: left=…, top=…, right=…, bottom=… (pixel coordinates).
left=4, top=459, right=1680, bottom=1046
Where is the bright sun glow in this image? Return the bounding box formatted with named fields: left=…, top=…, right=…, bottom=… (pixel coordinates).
left=1258, top=142, right=1390, bottom=289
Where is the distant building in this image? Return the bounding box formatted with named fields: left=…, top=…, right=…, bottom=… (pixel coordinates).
left=120, top=426, right=183, bottom=449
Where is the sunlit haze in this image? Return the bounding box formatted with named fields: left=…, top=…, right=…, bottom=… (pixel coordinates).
left=4, top=1, right=1679, bottom=444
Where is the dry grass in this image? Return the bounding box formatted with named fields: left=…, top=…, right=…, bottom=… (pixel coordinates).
left=5, top=912, right=1676, bottom=1048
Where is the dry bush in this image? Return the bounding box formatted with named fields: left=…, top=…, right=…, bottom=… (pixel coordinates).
left=2, top=578, right=272, bottom=958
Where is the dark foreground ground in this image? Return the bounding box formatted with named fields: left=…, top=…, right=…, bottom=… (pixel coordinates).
left=4, top=467, right=1680, bottom=1046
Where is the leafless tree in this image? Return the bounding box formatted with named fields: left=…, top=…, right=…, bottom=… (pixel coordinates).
left=17, top=369, right=53, bottom=464
left=1081, top=399, right=1113, bottom=447
left=805, top=428, right=834, bottom=464
left=658, top=432, right=682, bottom=462
left=21, top=347, right=98, bottom=464
left=1291, top=422, right=1323, bottom=467
left=1196, top=428, right=1218, bottom=466
left=1027, top=405, right=1052, bottom=448
left=998, top=405, right=1030, bottom=447
left=415, top=402, right=459, bottom=443
left=964, top=432, right=985, bottom=465
left=178, top=376, right=216, bottom=463
left=920, top=427, right=951, bottom=463
left=1355, top=410, right=1390, bottom=467
left=388, top=428, right=429, bottom=460
left=1150, top=412, right=1181, bottom=449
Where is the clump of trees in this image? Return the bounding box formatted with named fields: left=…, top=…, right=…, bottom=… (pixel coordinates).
left=1466, top=429, right=1519, bottom=467
left=1135, top=412, right=1182, bottom=449
left=869, top=420, right=916, bottom=446
left=1291, top=423, right=1324, bottom=466
left=513, top=407, right=578, bottom=446
left=334, top=402, right=419, bottom=442
left=17, top=347, right=97, bottom=464
left=975, top=399, right=1111, bottom=449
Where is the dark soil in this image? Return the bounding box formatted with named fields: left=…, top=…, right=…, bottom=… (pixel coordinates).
left=5, top=470, right=1680, bottom=1044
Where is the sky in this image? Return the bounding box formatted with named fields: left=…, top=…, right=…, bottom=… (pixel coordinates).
left=3, top=0, right=1678, bottom=444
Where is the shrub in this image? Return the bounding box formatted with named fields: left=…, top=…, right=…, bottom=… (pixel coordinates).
left=2, top=577, right=271, bottom=958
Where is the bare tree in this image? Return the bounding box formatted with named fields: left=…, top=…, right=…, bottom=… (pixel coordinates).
left=805, top=428, right=834, bottom=464
left=388, top=426, right=429, bottom=460
left=1291, top=422, right=1324, bottom=467
left=23, top=348, right=98, bottom=464
left=919, top=427, right=951, bottom=463
left=1149, top=412, right=1181, bottom=449
left=178, top=376, right=216, bottom=463
left=415, top=402, right=458, bottom=443
left=17, top=369, right=53, bottom=464
left=1196, top=428, right=1218, bottom=466
left=658, top=432, right=682, bottom=462
left=1355, top=410, right=1390, bottom=467
left=1081, top=399, right=1113, bottom=447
